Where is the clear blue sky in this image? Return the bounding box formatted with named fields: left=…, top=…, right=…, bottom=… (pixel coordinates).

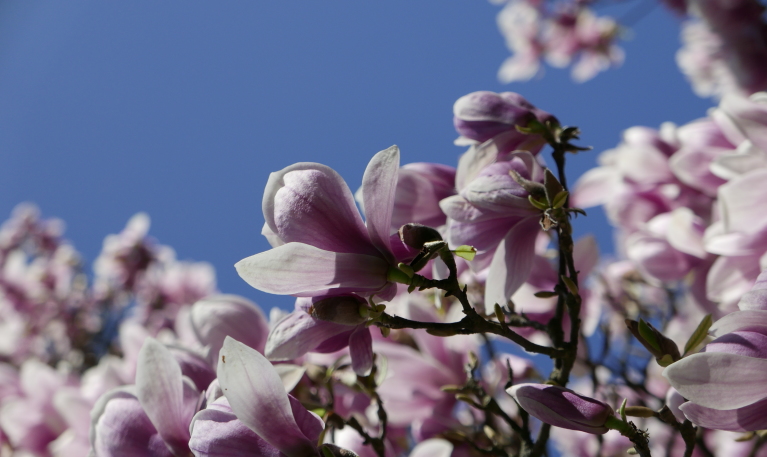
left=0, top=1, right=713, bottom=311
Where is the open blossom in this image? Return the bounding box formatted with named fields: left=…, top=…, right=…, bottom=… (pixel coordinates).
left=441, top=150, right=543, bottom=312
left=189, top=337, right=345, bottom=457
left=90, top=338, right=202, bottom=457
left=236, top=146, right=414, bottom=302
left=495, top=0, right=623, bottom=83
left=664, top=269, right=767, bottom=432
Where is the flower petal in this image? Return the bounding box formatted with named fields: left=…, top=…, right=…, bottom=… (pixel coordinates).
left=135, top=338, right=191, bottom=456
left=236, top=243, right=389, bottom=296
left=485, top=217, right=540, bottom=314
left=263, top=163, right=376, bottom=256
left=217, top=337, right=317, bottom=457
left=349, top=327, right=374, bottom=376
left=680, top=397, right=767, bottom=432
left=710, top=310, right=767, bottom=337
left=663, top=352, right=767, bottom=409
left=189, top=400, right=281, bottom=457
left=361, top=146, right=400, bottom=262
left=409, top=438, right=454, bottom=457
left=265, top=310, right=351, bottom=361
left=191, top=294, right=270, bottom=359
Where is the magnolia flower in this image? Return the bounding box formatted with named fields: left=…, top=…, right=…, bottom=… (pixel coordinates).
left=441, top=151, right=543, bottom=312
left=89, top=338, right=207, bottom=457
left=189, top=337, right=339, bottom=457
left=507, top=383, right=615, bottom=434
left=664, top=270, right=767, bottom=431
left=236, top=146, right=412, bottom=302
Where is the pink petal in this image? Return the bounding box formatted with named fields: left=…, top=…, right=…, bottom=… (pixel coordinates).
left=263, top=163, right=377, bottom=256
left=191, top=294, right=270, bottom=359
left=680, top=397, right=767, bottom=432
left=349, top=327, right=374, bottom=376
left=135, top=338, right=191, bottom=456
left=361, top=146, right=400, bottom=262
left=710, top=310, right=767, bottom=336
left=217, top=337, right=317, bottom=457
left=235, top=243, right=389, bottom=296
left=189, top=399, right=281, bottom=457
left=485, top=217, right=540, bottom=314
left=663, top=352, right=767, bottom=409
left=265, top=310, right=351, bottom=361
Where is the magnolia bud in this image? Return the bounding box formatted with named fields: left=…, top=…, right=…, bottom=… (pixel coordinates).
left=453, top=91, right=556, bottom=143
left=399, top=223, right=443, bottom=249
left=309, top=295, right=369, bottom=326
left=507, top=383, right=615, bottom=434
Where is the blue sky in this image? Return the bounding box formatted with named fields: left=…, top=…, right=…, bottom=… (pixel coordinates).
left=0, top=1, right=713, bottom=311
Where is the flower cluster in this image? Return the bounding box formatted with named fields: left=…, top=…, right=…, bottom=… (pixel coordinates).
left=3, top=1, right=767, bottom=456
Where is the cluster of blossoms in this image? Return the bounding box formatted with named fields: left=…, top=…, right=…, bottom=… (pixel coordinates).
left=3, top=0, right=767, bottom=456
left=493, top=0, right=624, bottom=82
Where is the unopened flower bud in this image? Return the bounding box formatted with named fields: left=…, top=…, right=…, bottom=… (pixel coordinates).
left=453, top=91, right=556, bottom=143
left=507, top=383, right=615, bottom=434
left=399, top=223, right=443, bottom=249
left=309, top=295, right=369, bottom=326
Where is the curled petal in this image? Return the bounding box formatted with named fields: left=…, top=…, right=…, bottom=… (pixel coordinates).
left=263, top=163, right=376, bottom=256
left=191, top=294, right=270, bottom=358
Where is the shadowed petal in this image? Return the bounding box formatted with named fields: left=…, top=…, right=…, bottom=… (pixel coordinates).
left=485, top=217, right=540, bottom=314
left=664, top=352, right=767, bottom=409
left=91, top=394, right=173, bottom=457
left=361, top=146, right=400, bottom=262
left=189, top=400, right=281, bottom=457
left=265, top=311, right=351, bottom=361
left=236, top=243, right=389, bottom=296
left=680, top=397, right=767, bottom=432
left=349, top=327, right=373, bottom=376
left=218, top=337, right=317, bottom=457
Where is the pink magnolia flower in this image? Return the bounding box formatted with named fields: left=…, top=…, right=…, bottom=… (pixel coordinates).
left=236, top=146, right=410, bottom=302
left=189, top=337, right=331, bottom=457
left=664, top=269, right=767, bottom=431
left=89, top=338, right=201, bottom=457
left=441, top=151, right=543, bottom=312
